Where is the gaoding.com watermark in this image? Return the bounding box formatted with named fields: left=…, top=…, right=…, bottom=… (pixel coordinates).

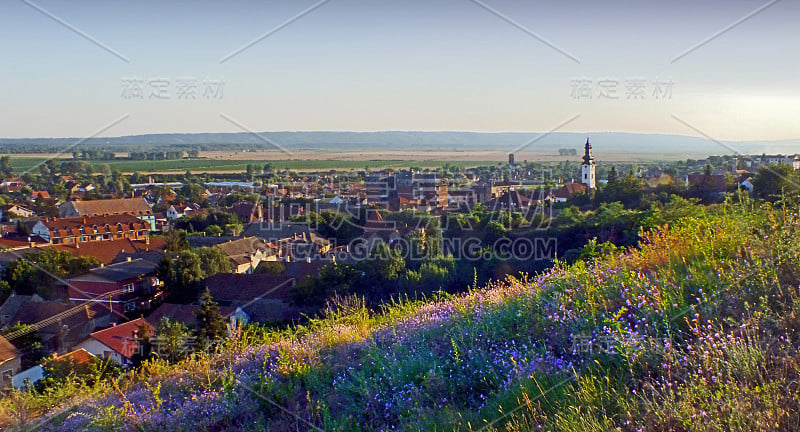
left=290, top=236, right=558, bottom=262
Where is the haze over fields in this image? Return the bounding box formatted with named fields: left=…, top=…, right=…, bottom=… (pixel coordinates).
left=3, top=131, right=799, bottom=158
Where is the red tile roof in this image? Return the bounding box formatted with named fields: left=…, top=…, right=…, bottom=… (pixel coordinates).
left=54, top=238, right=162, bottom=264
left=32, top=190, right=51, bottom=200
left=55, top=348, right=95, bottom=364
left=42, top=215, right=150, bottom=237
left=0, top=334, right=19, bottom=364
left=62, top=198, right=152, bottom=217
left=89, top=318, right=155, bottom=359
left=554, top=183, right=589, bottom=199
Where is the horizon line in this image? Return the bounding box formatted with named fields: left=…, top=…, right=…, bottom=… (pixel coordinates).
left=2, top=130, right=799, bottom=143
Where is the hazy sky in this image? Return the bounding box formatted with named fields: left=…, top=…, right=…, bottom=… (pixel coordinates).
left=0, top=0, right=798, bottom=141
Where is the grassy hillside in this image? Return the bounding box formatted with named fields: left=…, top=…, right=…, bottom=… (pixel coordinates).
left=4, top=198, right=800, bottom=431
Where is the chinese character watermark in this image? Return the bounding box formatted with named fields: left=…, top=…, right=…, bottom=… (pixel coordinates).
left=122, top=76, right=225, bottom=100
left=570, top=78, right=674, bottom=100
left=570, top=332, right=618, bottom=355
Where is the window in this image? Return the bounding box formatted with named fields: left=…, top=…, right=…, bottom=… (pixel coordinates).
left=123, top=283, right=135, bottom=293
left=124, top=302, right=136, bottom=312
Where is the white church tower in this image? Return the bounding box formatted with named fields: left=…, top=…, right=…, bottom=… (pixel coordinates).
left=581, top=137, right=596, bottom=189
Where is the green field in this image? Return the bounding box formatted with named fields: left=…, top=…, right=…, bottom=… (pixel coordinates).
left=8, top=157, right=500, bottom=174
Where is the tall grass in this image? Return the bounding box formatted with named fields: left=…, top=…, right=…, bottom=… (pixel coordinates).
left=4, top=199, right=800, bottom=431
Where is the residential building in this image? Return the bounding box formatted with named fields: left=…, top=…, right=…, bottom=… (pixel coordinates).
left=8, top=299, right=114, bottom=354
left=0, top=335, right=21, bottom=388
left=553, top=183, right=590, bottom=203
left=31, top=215, right=150, bottom=244
left=59, top=198, right=156, bottom=232
left=67, top=258, right=164, bottom=315
left=0, top=293, right=41, bottom=329
left=200, top=273, right=300, bottom=323
left=166, top=203, right=200, bottom=220
left=215, top=236, right=278, bottom=274
left=73, top=318, right=155, bottom=366
left=0, top=204, right=35, bottom=220
left=147, top=302, right=245, bottom=329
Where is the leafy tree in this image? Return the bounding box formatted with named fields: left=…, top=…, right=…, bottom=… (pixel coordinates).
left=38, top=352, right=121, bottom=390
left=752, top=163, right=797, bottom=201
left=153, top=318, right=192, bottom=362
left=366, top=242, right=405, bottom=281
left=0, top=156, right=12, bottom=177
left=1, top=249, right=98, bottom=299
left=204, top=225, right=223, bottom=236
left=255, top=261, right=286, bottom=275
left=483, top=221, right=509, bottom=244
left=224, top=223, right=243, bottom=236
left=2, top=323, right=44, bottom=369
left=196, top=246, right=232, bottom=276
left=160, top=251, right=203, bottom=301
left=163, top=229, right=190, bottom=252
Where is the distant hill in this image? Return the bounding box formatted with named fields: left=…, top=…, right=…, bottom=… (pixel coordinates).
left=1, top=131, right=799, bottom=155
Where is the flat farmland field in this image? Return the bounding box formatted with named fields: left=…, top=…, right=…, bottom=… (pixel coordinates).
left=6, top=155, right=499, bottom=174
left=6, top=149, right=686, bottom=174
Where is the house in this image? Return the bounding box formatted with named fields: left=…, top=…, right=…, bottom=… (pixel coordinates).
left=13, top=348, right=97, bottom=387
left=484, top=190, right=532, bottom=211
left=229, top=201, right=263, bottom=223
left=686, top=174, right=727, bottom=194
left=0, top=293, right=42, bottom=329
left=30, top=190, right=51, bottom=202
left=275, top=231, right=332, bottom=260
left=147, top=302, right=246, bottom=329
left=53, top=237, right=164, bottom=266
left=59, top=198, right=156, bottom=232
left=741, top=178, right=754, bottom=193
left=8, top=299, right=114, bottom=354
left=200, top=273, right=299, bottom=323
left=448, top=189, right=476, bottom=207
left=31, top=215, right=150, bottom=244
left=11, top=364, right=44, bottom=389
left=552, top=183, right=590, bottom=203
left=0, top=177, right=26, bottom=193
left=201, top=273, right=296, bottom=306
left=0, top=204, right=35, bottom=220
left=760, top=154, right=800, bottom=170
left=283, top=259, right=326, bottom=285
left=166, top=203, right=200, bottom=220
left=0, top=334, right=21, bottom=388
left=214, top=236, right=278, bottom=274
left=73, top=318, right=155, bottom=366
left=67, top=258, right=164, bottom=315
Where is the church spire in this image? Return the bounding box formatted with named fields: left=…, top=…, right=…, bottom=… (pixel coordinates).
left=582, top=137, right=594, bottom=165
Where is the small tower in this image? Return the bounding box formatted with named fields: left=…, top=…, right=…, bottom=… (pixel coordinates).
left=581, top=137, right=596, bottom=189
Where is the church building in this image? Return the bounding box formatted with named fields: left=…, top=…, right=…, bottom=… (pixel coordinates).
left=581, top=137, right=596, bottom=189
